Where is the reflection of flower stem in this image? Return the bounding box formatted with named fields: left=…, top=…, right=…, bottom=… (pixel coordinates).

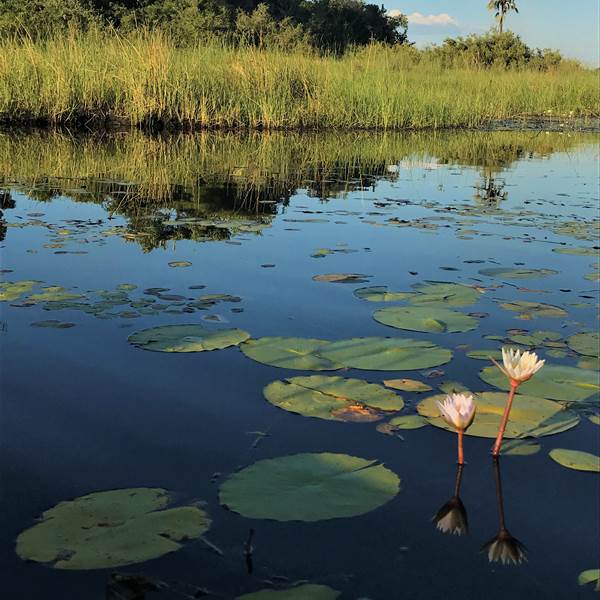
left=457, top=429, right=465, bottom=465
left=492, top=381, right=519, bottom=456
left=493, top=457, right=506, bottom=531
left=454, top=463, right=464, bottom=497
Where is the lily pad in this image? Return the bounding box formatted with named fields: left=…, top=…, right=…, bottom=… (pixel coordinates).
left=220, top=453, right=399, bottom=522
left=466, top=349, right=504, bottom=360
left=313, top=273, right=371, bottom=284
left=479, top=365, right=599, bottom=404
left=237, top=584, right=340, bottom=599
left=478, top=267, right=558, bottom=279
left=417, top=392, right=579, bottom=439
left=499, top=300, right=567, bottom=319
left=409, top=281, right=481, bottom=307
left=386, top=414, right=429, bottom=429
left=549, top=449, right=600, bottom=473
left=29, top=286, right=83, bottom=302
left=500, top=439, right=541, bottom=456
left=128, top=324, right=249, bottom=352
left=373, top=306, right=478, bottom=333
left=264, top=375, right=403, bottom=422
left=241, top=337, right=342, bottom=370
left=16, top=488, right=210, bottom=570
left=0, top=280, right=39, bottom=302
left=578, top=569, right=600, bottom=591
left=316, top=338, right=453, bottom=371
left=589, top=415, right=600, bottom=425
left=383, top=378, right=432, bottom=392
left=567, top=332, right=599, bottom=358
left=31, top=320, right=76, bottom=329
left=168, top=261, right=192, bottom=268
left=553, top=246, right=597, bottom=256
left=354, top=286, right=413, bottom=302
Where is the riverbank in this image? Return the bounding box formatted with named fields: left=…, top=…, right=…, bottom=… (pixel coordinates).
left=0, top=31, right=598, bottom=131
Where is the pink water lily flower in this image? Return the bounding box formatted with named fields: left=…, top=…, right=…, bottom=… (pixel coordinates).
left=436, top=393, right=476, bottom=465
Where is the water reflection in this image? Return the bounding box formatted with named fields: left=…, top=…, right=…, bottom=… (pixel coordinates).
left=482, top=458, right=528, bottom=566
left=474, top=176, right=508, bottom=206
left=432, top=464, right=469, bottom=536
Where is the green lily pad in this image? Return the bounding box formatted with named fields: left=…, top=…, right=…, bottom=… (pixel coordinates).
left=479, top=365, right=600, bottom=404
left=578, top=569, right=600, bottom=591
left=16, top=488, right=210, bottom=570
left=31, top=320, right=76, bottom=329
left=354, top=286, right=413, bottom=302
left=29, top=286, right=83, bottom=302
left=499, top=300, right=567, bottom=319
left=438, top=381, right=470, bottom=394
left=417, top=392, right=579, bottom=439
left=478, top=267, right=558, bottom=279
left=264, top=375, right=403, bottom=422
left=237, top=584, right=340, bottom=599
left=373, top=306, right=478, bottom=333
left=168, top=261, right=192, bottom=267
left=313, top=273, right=371, bottom=284
left=553, top=246, right=597, bottom=256
left=383, top=378, right=432, bottom=392
left=500, top=439, right=541, bottom=456
left=128, top=324, right=250, bottom=352
left=220, top=453, right=399, bottom=522
left=316, top=338, right=453, bottom=371
left=466, top=349, right=504, bottom=360
left=387, top=414, right=429, bottom=429
left=549, top=449, right=600, bottom=472
left=409, top=281, right=481, bottom=307
left=589, top=415, right=600, bottom=425
left=0, top=280, right=39, bottom=302
left=241, top=337, right=342, bottom=371
left=567, top=332, right=599, bottom=357
left=508, top=330, right=563, bottom=347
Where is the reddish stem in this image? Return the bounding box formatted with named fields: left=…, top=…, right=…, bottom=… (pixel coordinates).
left=457, top=429, right=465, bottom=465
left=492, top=381, right=519, bottom=456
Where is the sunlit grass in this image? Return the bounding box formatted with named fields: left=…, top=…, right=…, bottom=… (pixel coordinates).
left=0, top=29, right=598, bottom=130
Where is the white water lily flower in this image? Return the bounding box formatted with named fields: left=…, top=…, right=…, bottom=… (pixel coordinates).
left=436, top=393, right=476, bottom=431
left=495, top=347, right=545, bottom=384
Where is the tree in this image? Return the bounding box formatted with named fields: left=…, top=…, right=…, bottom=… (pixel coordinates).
left=487, top=0, right=518, bottom=34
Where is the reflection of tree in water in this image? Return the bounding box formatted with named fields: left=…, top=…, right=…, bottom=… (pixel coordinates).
left=474, top=175, right=508, bottom=206
left=0, top=189, right=15, bottom=242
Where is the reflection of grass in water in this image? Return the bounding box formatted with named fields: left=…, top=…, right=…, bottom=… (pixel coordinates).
left=0, top=31, right=598, bottom=129
left=0, top=129, right=592, bottom=207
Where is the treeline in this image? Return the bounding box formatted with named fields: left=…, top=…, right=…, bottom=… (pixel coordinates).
left=0, top=0, right=578, bottom=69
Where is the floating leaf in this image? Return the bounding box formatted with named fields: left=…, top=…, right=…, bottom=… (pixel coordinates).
left=438, top=381, right=470, bottom=394
left=417, top=392, right=579, bottom=439
left=31, top=320, right=75, bottom=329
left=478, top=267, right=558, bottom=279
left=553, top=247, right=597, bottom=256
left=409, top=281, right=481, bottom=307
left=241, top=337, right=342, bottom=371
left=28, top=286, right=83, bottom=303
left=499, top=300, right=567, bottom=319
left=386, top=414, right=428, bottom=429
left=373, top=306, right=478, bottom=333
left=263, top=375, right=403, bottom=422
left=501, top=439, right=541, bottom=456
left=549, top=449, right=600, bottom=473
left=313, top=273, right=371, bottom=284
left=128, top=324, right=249, bottom=352
left=354, top=286, right=413, bottom=302
left=567, top=332, right=599, bottom=358
left=479, top=365, right=599, bottom=404
left=578, top=569, right=600, bottom=591
left=236, top=584, right=340, bottom=599
left=589, top=415, right=600, bottom=425
left=168, top=261, right=192, bottom=268
left=466, top=349, right=504, bottom=360
left=0, top=280, right=39, bottom=302
left=316, top=337, right=453, bottom=371
left=16, top=488, right=210, bottom=570
left=383, top=378, right=432, bottom=392
left=219, top=453, right=399, bottom=522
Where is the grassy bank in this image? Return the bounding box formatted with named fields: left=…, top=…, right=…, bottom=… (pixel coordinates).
left=0, top=30, right=598, bottom=130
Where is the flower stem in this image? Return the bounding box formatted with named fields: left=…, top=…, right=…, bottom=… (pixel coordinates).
left=492, top=381, right=519, bottom=456
left=457, top=429, right=465, bottom=465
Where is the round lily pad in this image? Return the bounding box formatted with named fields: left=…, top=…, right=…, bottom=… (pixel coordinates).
left=387, top=414, right=429, bottom=429
left=409, top=281, right=481, bottom=307
left=373, top=306, right=478, bottom=333
left=499, top=300, right=567, bottom=319
left=383, top=378, right=432, bottom=392
left=128, top=324, right=250, bottom=352
left=219, top=453, right=400, bottom=522
left=317, top=337, right=452, bottom=371
left=264, top=375, right=403, bottom=422
left=168, top=261, right=192, bottom=268
left=567, top=332, right=599, bottom=357
left=313, top=273, right=371, bottom=284
left=31, top=320, right=76, bottom=329
left=417, top=392, right=579, bottom=439
left=466, top=349, right=504, bottom=361
left=549, top=449, right=600, bottom=473
left=0, top=280, right=39, bottom=302
left=16, top=488, right=210, bottom=570
left=479, top=365, right=599, bottom=404
left=354, top=286, right=413, bottom=302
left=237, top=584, right=340, bottom=599
left=241, top=337, right=342, bottom=370
left=589, top=415, right=600, bottom=425
left=578, top=569, right=600, bottom=591
left=478, top=267, right=558, bottom=279
left=500, top=439, right=541, bottom=456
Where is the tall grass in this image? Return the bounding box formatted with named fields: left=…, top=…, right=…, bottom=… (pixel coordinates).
left=0, top=30, right=598, bottom=130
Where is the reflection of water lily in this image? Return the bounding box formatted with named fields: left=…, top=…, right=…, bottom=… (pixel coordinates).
left=491, top=347, right=544, bottom=456
left=482, top=529, right=527, bottom=565
left=433, top=464, right=468, bottom=536
left=437, top=394, right=476, bottom=464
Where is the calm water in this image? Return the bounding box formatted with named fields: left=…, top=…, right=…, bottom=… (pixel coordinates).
left=0, top=131, right=599, bottom=599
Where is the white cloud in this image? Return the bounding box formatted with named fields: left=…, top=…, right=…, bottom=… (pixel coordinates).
left=388, top=11, right=458, bottom=27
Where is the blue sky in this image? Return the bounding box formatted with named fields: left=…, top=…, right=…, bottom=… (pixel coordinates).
left=387, top=1, right=600, bottom=66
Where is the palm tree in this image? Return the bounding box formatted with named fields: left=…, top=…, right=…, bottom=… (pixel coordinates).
left=487, top=1, right=518, bottom=33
